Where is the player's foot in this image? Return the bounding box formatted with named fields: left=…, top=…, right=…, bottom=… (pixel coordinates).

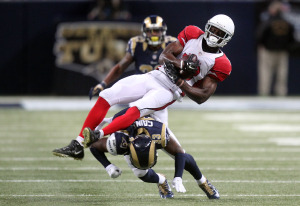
left=199, top=179, right=220, bottom=199
left=52, top=140, right=84, bottom=160
left=82, top=127, right=101, bottom=148
left=157, top=176, right=174, bottom=199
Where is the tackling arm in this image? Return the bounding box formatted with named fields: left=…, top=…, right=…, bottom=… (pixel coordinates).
left=90, top=139, right=122, bottom=178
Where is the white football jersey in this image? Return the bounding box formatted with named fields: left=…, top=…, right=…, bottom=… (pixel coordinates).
left=177, top=25, right=232, bottom=87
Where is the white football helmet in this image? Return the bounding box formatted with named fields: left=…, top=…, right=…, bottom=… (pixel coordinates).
left=204, top=14, right=235, bottom=48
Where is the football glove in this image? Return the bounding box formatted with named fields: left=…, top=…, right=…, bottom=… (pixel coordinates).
left=172, top=177, right=186, bottom=193
left=89, top=81, right=107, bottom=100
left=164, top=61, right=181, bottom=84
left=182, top=54, right=199, bottom=75
left=105, top=164, right=122, bottom=178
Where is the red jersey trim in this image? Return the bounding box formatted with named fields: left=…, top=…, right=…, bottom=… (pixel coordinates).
left=210, top=54, right=232, bottom=82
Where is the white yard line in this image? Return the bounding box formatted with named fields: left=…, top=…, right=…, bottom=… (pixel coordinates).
left=203, top=113, right=300, bottom=121
left=1, top=157, right=300, bottom=161
left=0, top=194, right=299, bottom=197
left=0, top=179, right=299, bottom=183
left=235, top=124, right=300, bottom=132
left=0, top=167, right=299, bottom=171
left=1, top=147, right=300, bottom=152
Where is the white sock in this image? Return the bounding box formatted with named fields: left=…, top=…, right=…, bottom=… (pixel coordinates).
left=196, top=175, right=207, bottom=185
left=76, top=136, right=84, bottom=146
left=157, top=173, right=166, bottom=184
left=99, top=130, right=104, bottom=138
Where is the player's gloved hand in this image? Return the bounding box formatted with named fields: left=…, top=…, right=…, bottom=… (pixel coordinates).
left=172, top=177, right=186, bottom=193
left=89, top=81, right=107, bottom=100
left=105, top=164, right=122, bottom=178
left=164, top=61, right=183, bottom=86
left=182, top=54, right=199, bottom=75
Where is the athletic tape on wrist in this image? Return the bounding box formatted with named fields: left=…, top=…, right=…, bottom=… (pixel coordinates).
left=178, top=80, right=184, bottom=88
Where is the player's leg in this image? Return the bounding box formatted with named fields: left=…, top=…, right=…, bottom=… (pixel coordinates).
left=258, top=47, right=273, bottom=96
left=164, top=130, right=219, bottom=199
left=182, top=152, right=220, bottom=199
left=150, top=108, right=169, bottom=127
left=275, top=51, right=288, bottom=96
left=52, top=75, right=147, bottom=159
left=124, top=155, right=174, bottom=199
left=52, top=96, right=111, bottom=159
left=81, top=74, right=149, bottom=138
left=100, top=85, right=176, bottom=138
left=163, top=133, right=186, bottom=193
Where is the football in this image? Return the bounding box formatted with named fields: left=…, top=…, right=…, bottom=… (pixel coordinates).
left=179, top=54, right=198, bottom=79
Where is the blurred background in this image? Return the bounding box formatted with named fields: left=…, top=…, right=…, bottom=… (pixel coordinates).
left=1, top=0, right=300, bottom=97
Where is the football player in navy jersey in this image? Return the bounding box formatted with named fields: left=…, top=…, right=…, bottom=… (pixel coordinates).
left=88, top=15, right=177, bottom=99
left=83, top=114, right=219, bottom=199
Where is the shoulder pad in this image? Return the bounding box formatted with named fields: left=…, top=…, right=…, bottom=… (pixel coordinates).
left=128, top=36, right=144, bottom=56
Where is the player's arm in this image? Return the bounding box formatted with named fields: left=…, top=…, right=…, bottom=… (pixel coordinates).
left=90, top=138, right=122, bottom=178
left=103, top=52, right=134, bottom=85
left=180, top=76, right=218, bottom=104
left=89, top=52, right=134, bottom=99
left=159, top=41, right=183, bottom=68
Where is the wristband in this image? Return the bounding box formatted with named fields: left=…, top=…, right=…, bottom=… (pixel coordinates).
left=180, top=60, right=184, bottom=69
left=177, top=80, right=184, bottom=88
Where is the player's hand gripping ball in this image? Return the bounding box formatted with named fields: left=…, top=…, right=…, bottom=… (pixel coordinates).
left=179, top=54, right=199, bottom=79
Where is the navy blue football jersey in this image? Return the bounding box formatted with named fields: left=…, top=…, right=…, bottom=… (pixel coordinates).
left=126, top=35, right=177, bottom=74
left=113, top=117, right=169, bottom=155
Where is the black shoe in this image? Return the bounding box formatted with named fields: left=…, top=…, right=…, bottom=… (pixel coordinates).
left=199, top=179, right=220, bottom=199
left=52, top=140, right=84, bottom=160
left=82, top=127, right=101, bottom=148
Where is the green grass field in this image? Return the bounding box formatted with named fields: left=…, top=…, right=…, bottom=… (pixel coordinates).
left=0, top=108, right=299, bottom=206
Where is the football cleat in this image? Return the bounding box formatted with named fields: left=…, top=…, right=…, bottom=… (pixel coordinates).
left=199, top=179, right=220, bottom=199
left=52, top=140, right=84, bottom=160
left=82, top=127, right=101, bottom=148
left=157, top=176, right=174, bottom=199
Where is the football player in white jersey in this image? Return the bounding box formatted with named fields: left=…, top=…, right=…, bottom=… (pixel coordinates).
left=53, top=14, right=234, bottom=189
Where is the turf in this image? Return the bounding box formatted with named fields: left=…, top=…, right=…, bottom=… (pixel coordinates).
left=0, top=108, right=299, bottom=206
